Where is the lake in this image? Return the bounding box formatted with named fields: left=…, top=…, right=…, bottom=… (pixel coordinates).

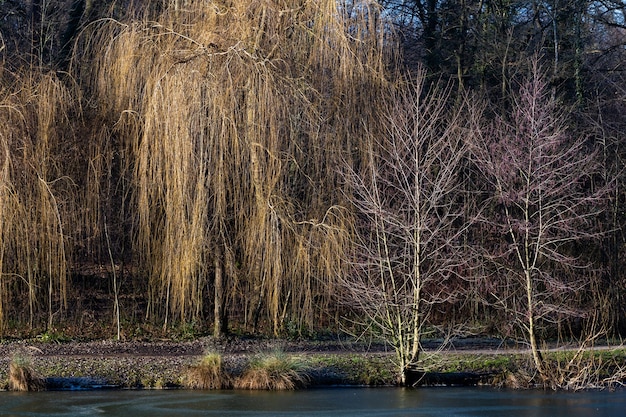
left=1, top=387, right=625, bottom=416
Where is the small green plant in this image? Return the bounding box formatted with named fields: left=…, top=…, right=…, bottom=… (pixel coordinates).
left=235, top=350, right=308, bottom=390
left=37, top=329, right=69, bottom=344
left=174, top=321, right=202, bottom=341
left=183, top=352, right=232, bottom=390
left=8, top=355, right=45, bottom=391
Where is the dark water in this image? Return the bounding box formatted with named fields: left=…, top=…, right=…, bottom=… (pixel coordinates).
left=1, top=387, right=625, bottom=417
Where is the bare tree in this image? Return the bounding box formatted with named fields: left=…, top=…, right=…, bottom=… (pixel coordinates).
left=342, top=71, right=472, bottom=386
left=471, top=62, right=606, bottom=387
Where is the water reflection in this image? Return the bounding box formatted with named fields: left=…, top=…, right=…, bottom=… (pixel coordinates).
left=1, top=387, right=625, bottom=417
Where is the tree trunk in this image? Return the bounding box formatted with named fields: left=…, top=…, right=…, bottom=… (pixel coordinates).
left=526, top=269, right=546, bottom=379
left=213, top=247, right=224, bottom=338
left=31, top=0, right=43, bottom=63
left=58, top=0, right=86, bottom=69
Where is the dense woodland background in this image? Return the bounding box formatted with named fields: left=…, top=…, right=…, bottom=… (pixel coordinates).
left=0, top=0, right=625, bottom=346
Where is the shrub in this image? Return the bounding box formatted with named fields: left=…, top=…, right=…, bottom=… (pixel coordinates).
left=183, top=352, right=232, bottom=390
left=235, top=350, right=308, bottom=390
left=8, top=355, right=45, bottom=392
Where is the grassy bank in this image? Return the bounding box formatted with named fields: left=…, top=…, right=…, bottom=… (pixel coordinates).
left=1, top=340, right=625, bottom=390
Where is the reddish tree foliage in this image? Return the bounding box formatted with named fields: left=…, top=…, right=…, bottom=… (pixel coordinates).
left=471, top=63, right=607, bottom=385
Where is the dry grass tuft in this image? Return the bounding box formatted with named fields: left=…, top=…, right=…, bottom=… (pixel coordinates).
left=8, top=355, right=45, bottom=392
left=183, top=352, right=232, bottom=390
left=235, top=350, right=308, bottom=390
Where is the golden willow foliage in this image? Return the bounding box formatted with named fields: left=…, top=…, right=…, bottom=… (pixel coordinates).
left=0, top=69, right=84, bottom=331
left=72, top=0, right=395, bottom=333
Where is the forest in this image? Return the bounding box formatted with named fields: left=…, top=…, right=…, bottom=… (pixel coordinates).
left=0, top=0, right=625, bottom=381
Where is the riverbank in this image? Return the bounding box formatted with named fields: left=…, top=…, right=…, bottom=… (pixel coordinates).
left=1, top=337, right=625, bottom=390
left=3, top=337, right=391, bottom=389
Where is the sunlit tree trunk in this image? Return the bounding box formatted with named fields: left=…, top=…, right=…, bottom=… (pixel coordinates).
left=213, top=246, right=224, bottom=338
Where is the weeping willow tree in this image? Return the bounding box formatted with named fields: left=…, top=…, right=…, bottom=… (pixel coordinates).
left=71, top=0, right=396, bottom=334
left=0, top=69, right=85, bottom=332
